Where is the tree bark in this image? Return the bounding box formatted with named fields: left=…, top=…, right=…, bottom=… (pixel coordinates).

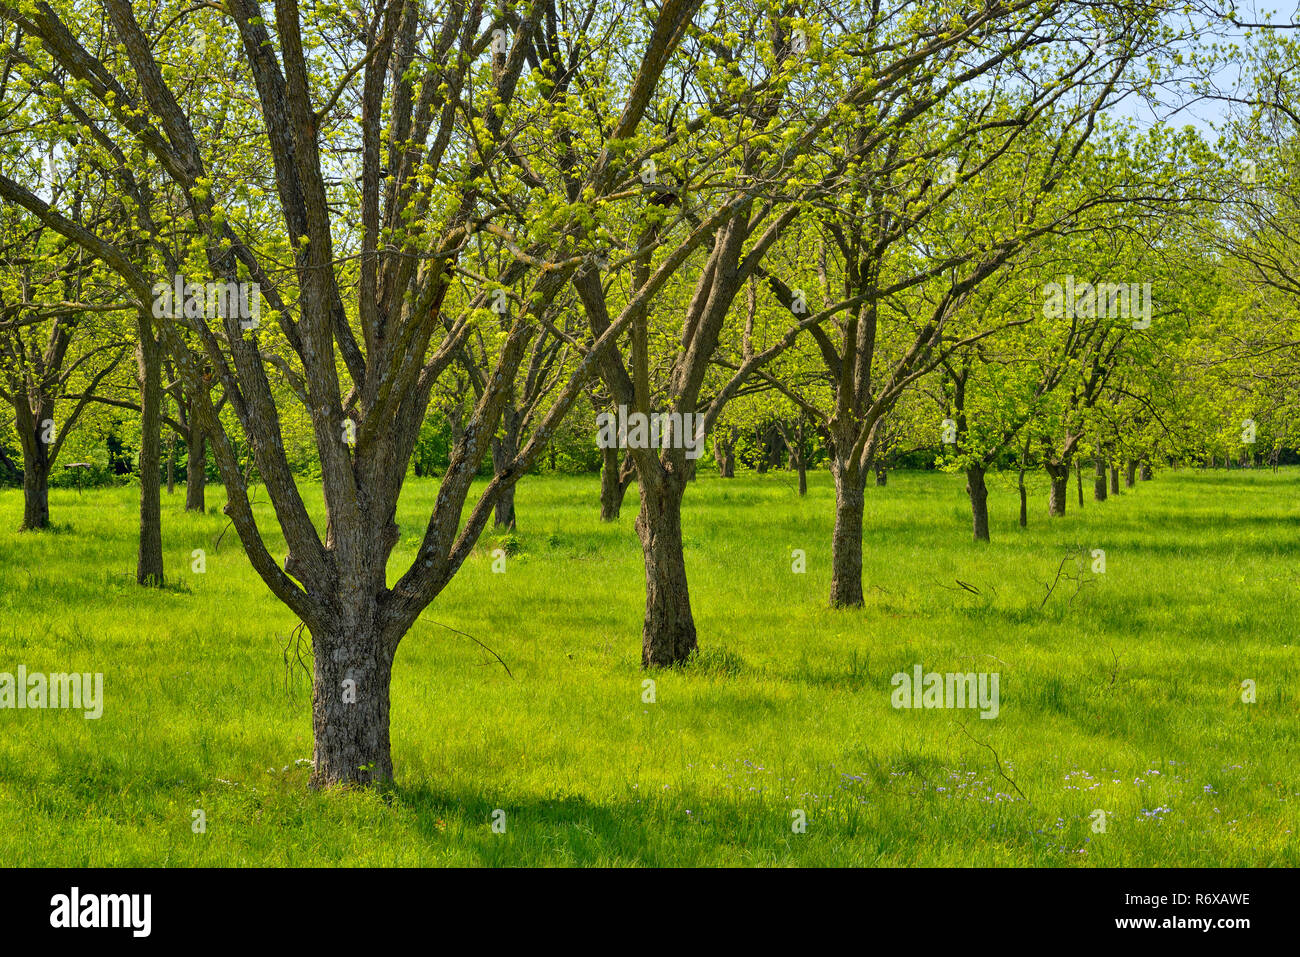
left=1109, top=464, right=1120, bottom=494
left=829, top=459, right=866, bottom=607
left=19, top=416, right=51, bottom=531
left=713, top=434, right=735, bottom=477
left=1076, top=459, right=1084, bottom=507
left=185, top=424, right=206, bottom=512
left=1139, top=461, right=1152, bottom=481
left=490, top=407, right=520, bottom=530
left=966, top=464, right=990, bottom=542
left=136, top=317, right=164, bottom=586
left=1125, top=459, right=1136, bottom=487
left=600, top=446, right=623, bottom=520
left=599, top=449, right=635, bottom=521
left=796, top=421, right=807, bottom=496
left=1046, top=462, right=1069, bottom=517
left=874, top=464, right=887, bottom=486
left=310, top=620, right=395, bottom=787
left=1093, top=456, right=1108, bottom=502
left=636, top=471, right=697, bottom=668
left=1018, top=438, right=1030, bottom=528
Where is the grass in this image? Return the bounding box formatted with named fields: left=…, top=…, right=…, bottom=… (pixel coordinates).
left=0, top=465, right=1296, bottom=866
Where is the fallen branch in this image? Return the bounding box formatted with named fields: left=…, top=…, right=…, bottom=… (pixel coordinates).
left=954, top=720, right=1030, bottom=803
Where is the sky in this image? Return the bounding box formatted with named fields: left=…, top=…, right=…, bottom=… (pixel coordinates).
left=1114, top=1, right=1300, bottom=137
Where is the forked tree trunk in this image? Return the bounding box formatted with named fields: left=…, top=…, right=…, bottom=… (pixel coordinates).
left=1125, top=459, right=1136, bottom=487
left=636, top=472, right=697, bottom=667
left=1046, top=462, right=1069, bottom=517
left=136, top=318, right=164, bottom=587
left=1093, top=456, right=1108, bottom=502
left=966, top=464, right=990, bottom=542
left=829, top=459, right=866, bottom=607
left=310, top=618, right=396, bottom=787
left=599, top=449, right=635, bottom=521
left=185, top=426, right=206, bottom=512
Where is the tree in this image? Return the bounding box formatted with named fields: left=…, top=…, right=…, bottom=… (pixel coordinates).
left=759, top=4, right=1174, bottom=603
left=0, top=210, right=128, bottom=529
left=0, top=0, right=705, bottom=785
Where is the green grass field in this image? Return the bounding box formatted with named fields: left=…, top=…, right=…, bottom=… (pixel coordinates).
left=0, top=467, right=1295, bottom=866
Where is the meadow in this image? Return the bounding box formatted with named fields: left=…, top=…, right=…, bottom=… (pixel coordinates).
left=0, top=466, right=1295, bottom=866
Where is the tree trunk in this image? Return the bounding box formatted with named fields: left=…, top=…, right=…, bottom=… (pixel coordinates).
left=1018, top=438, right=1029, bottom=528
left=136, top=318, right=164, bottom=586
left=636, top=472, right=697, bottom=667
left=19, top=416, right=51, bottom=531
left=874, top=464, right=887, bottom=486
left=966, top=464, right=990, bottom=542
left=1109, top=464, right=1120, bottom=494
left=786, top=421, right=808, bottom=496
left=1046, top=462, right=1069, bottom=517
left=310, top=621, right=395, bottom=787
left=600, top=446, right=625, bottom=521
left=829, top=459, right=866, bottom=607
left=1139, top=461, right=1152, bottom=481
left=490, top=407, right=520, bottom=530
left=166, top=432, right=176, bottom=495
left=185, top=425, right=206, bottom=512
left=714, top=435, right=735, bottom=478
left=1093, top=456, right=1108, bottom=502
left=0, top=442, right=20, bottom=485
left=1125, top=459, right=1136, bottom=487
left=1076, top=459, right=1084, bottom=507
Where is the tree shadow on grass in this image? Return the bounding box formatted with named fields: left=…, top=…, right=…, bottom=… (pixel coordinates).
left=390, top=785, right=674, bottom=865
left=390, top=782, right=838, bottom=866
